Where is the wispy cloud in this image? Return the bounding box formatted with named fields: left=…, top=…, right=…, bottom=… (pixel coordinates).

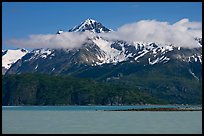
left=6, top=18, right=202, bottom=49
left=6, top=31, right=94, bottom=49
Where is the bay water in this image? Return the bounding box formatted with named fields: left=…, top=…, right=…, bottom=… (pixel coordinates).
left=2, top=106, right=202, bottom=134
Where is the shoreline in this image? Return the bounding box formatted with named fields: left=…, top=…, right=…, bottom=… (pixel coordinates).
left=104, top=107, right=202, bottom=111
left=2, top=105, right=202, bottom=112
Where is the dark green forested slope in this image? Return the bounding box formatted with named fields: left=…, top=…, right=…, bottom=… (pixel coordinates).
left=2, top=73, right=166, bottom=106
left=103, top=61, right=202, bottom=105
left=64, top=61, right=202, bottom=105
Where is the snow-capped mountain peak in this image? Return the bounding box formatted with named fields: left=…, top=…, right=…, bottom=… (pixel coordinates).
left=83, top=18, right=97, bottom=25
left=68, top=18, right=112, bottom=33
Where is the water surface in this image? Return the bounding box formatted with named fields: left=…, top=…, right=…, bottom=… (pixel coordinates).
left=2, top=106, right=202, bottom=134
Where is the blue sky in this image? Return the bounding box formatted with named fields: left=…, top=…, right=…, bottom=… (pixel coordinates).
left=2, top=2, right=202, bottom=49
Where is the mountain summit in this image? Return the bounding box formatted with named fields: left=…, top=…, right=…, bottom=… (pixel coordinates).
left=68, top=19, right=112, bottom=33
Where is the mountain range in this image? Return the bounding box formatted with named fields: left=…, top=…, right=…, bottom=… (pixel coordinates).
left=2, top=19, right=202, bottom=105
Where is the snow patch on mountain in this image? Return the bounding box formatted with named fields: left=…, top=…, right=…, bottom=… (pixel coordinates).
left=28, top=49, right=53, bottom=61
left=2, top=49, right=28, bottom=69
left=92, top=37, right=128, bottom=65
left=187, top=54, right=202, bottom=63
left=56, top=30, right=63, bottom=34
left=189, top=69, right=199, bottom=81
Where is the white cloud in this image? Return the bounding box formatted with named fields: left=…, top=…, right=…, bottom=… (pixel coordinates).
left=6, top=18, right=202, bottom=49
left=6, top=31, right=94, bottom=49
left=99, top=18, right=202, bottom=48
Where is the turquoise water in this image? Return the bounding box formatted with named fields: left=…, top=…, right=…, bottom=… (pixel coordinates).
left=2, top=106, right=202, bottom=134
